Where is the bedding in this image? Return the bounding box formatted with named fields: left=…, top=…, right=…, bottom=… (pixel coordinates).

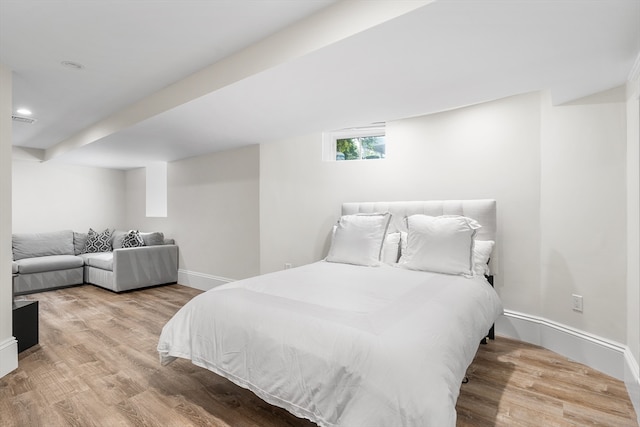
left=158, top=261, right=503, bottom=427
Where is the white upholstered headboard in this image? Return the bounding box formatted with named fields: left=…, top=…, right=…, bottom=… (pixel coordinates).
left=341, top=199, right=497, bottom=242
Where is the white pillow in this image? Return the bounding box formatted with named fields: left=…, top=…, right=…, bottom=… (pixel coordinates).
left=398, top=215, right=480, bottom=276
left=473, top=240, right=495, bottom=276
left=399, top=233, right=494, bottom=276
left=400, top=231, right=408, bottom=256
left=381, top=232, right=401, bottom=264
left=332, top=228, right=400, bottom=265
left=326, top=213, right=391, bottom=266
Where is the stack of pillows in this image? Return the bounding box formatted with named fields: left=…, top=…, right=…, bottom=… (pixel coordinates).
left=326, top=212, right=494, bottom=277
left=76, top=228, right=166, bottom=254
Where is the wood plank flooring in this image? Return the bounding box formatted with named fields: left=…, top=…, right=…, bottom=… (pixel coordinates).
left=1, top=284, right=637, bottom=427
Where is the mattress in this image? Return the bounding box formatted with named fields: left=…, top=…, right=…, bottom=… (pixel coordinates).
left=158, top=261, right=503, bottom=427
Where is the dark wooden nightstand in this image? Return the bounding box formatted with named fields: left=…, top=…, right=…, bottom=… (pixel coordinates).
left=12, top=300, right=39, bottom=352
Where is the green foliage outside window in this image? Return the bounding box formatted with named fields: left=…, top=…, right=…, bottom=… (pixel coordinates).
left=336, top=136, right=385, bottom=161
left=336, top=138, right=360, bottom=160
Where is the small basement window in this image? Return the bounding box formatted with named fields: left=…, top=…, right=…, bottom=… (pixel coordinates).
left=322, top=125, right=386, bottom=162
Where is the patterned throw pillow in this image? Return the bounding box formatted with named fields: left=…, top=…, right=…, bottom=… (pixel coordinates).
left=122, top=230, right=145, bottom=248
left=82, top=228, right=112, bottom=253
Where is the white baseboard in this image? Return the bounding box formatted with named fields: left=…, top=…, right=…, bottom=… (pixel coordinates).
left=497, top=310, right=627, bottom=379
left=624, top=346, right=640, bottom=423
left=497, top=310, right=640, bottom=423
left=178, top=269, right=233, bottom=291
left=0, top=336, right=18, bottom=379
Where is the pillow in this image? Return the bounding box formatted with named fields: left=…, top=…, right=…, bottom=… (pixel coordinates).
left=473, top=240, right=495, bottom=276
left=111, top=230, right=127, bottom=249
left=330, top=227, right=400, bottom=264
left=399, top=231, right=408, bottom=256
left=73, top=232, right=88, bottom=255
left=140, top=231, right=165, bottom=246
left=381, top=232, right=401, bottom=264
left=326, top=213, right=391, bottom=267
left=121, top=230, right=145, bottom=248
left=399, top=232, right=493, bottom=275
left=82, top=228, right=112, bottom=253
left=398, top=215, right=480, bottom=276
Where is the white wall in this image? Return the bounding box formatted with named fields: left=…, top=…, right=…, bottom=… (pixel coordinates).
left=540, top=91, right=627, bottom=343
left=12, top=159, right=126, bottom=233
left=260, top=89, right=630, bottom=346
left=261, top=92, right=542, bottom=316
left=125, top=145, right=260, bottom=282
left=626, top=70, right=640, bottom=411
left=0, top=63, right=17, bottom=378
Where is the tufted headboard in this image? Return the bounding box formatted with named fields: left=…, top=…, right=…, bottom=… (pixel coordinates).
left=341, top=199, right=497, bottom=242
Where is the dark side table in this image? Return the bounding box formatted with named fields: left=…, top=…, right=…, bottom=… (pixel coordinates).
left=12, top=300, right=39, bottom=352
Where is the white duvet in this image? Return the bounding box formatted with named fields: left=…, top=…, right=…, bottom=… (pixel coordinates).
left=158, top=261, right=503, bottom=427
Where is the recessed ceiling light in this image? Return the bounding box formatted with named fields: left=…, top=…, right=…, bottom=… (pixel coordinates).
left=16, top=108, right=32, bottom=115
left=60, top=60, right=85, bottom=70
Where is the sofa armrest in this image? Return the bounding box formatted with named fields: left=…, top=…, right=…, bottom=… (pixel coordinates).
left=112, top=245, right=178, bottom=291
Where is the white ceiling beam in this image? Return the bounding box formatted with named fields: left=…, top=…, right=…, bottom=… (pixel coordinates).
left=44, top=0, right=433, bottom=162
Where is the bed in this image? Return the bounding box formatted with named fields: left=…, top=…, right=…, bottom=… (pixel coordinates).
left=158, top=200, right=503, bottom=427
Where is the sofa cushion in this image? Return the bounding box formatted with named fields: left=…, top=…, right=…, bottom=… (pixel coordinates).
left=82, top=228, right=112, bottom=253
left=79, top=252, right=113, bottom=271
left=15, top=255, right=84, bottom=274
left=12, top=262, right=18, bottom=274
left=13, top=230, right=75, bottom=260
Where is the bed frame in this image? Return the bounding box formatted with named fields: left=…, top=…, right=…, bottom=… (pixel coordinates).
left=342, top=199, right=497, bottom=341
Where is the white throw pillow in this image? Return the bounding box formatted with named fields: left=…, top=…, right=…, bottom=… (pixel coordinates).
left=326, top=213, right=391, bottom=267
left=400, top=231, right=408, bottom=256
left=398, top=215, right=480, bottom=276
left=401, top=233, right=494, bottom=276
left=381, top=232, right=401, bottom=264
left=473, top=240, right=495, bottom=276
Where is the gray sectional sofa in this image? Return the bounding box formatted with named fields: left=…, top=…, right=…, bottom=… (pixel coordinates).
left=12, top=229, right=178, bottom=295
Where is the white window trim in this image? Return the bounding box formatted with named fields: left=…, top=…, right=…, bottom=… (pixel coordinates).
left=322, top=125, right=386, bottom=162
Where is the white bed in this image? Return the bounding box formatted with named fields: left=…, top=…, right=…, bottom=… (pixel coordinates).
left=158, top=200, right=503, bottom=427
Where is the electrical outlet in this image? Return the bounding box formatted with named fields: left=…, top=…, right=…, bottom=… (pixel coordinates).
left=572, top=294, right=583, bottom=312
left=284, top=263, right=292, bottom=270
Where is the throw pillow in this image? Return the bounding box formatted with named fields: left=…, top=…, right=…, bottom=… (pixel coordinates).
left=398, top=215, right=480, bottom=276
left=473, top=240, right=495, bottom=276
left=111, top=230, right=127, bottom=249
left=122, top=230, right=145, bottom=248
left=381, top=232, right=401, bottom=264
left=73, top=232, right=88, bottom=255
left=140, top=231, right=165, bottom=246
left=82, top=228, right=112, bottom=253
left=326, top=212, right=391, bottom=267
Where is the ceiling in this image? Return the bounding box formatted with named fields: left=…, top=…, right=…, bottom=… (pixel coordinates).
left=2, top=0, right=639, bottom=170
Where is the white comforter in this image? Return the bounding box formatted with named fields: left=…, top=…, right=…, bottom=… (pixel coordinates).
left=157, top=261, right=503, bottom=427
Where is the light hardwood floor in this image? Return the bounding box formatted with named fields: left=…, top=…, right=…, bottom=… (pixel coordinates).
left=1, top=284, right=637, bottom=427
